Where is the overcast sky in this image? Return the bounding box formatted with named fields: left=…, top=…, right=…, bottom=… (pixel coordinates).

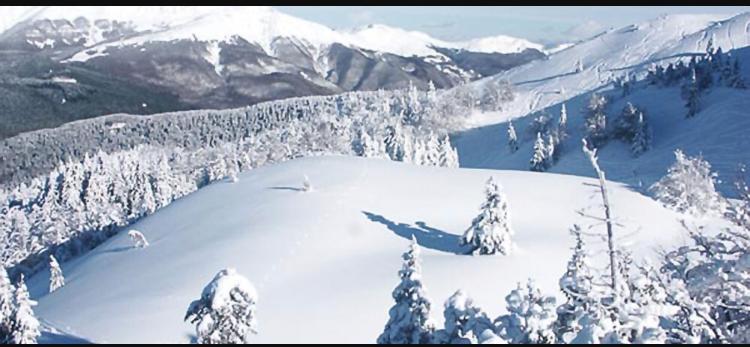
left=276, top=6, right=750, bottom=45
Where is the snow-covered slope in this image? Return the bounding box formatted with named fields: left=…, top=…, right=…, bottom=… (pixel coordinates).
left=27, top=156, right=717, bottom=343
left=467, top=13, right=747, bottom=127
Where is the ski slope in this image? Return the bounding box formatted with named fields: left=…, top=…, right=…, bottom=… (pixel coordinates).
left=27, top=156, right=722, bottom=343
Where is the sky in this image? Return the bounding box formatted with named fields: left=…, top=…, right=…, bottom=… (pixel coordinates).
left=276, top=6, right=750, bottom=45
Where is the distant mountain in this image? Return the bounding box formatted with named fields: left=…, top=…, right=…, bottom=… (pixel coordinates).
left=0, top=6, right=545, bottom=139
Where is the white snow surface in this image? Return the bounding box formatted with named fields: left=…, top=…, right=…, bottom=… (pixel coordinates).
left=27, top=156, right=721, bottom=343
left=466, top=12, right=748, bottom=127
left=1, top=6, right=544, bottom=62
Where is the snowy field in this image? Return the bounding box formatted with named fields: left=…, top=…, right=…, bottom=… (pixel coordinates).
left=26, top=156, right=723, bottom=343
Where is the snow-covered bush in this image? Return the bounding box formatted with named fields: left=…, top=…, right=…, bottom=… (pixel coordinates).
left=433, top=290, right=499, bottom=344
left=660, top=221, right=750, bottom=343
left=49, top=255, right=64, bottom=293
left=128, top=230, right=150, bottom=249
left=496, top=280, right=558, bottom=344
left=649, top=150, right=726, bottom=216
left=10, top=275, right=39, bottom=344
left=378, top=236, right=435, bottom=344
left=461, top=177, right=514, bottom=255
left=184, top=268, right=258, bottom=344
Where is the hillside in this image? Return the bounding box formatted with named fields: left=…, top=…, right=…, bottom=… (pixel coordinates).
left=454, top=15, right=750, bottom=197
left=26, top=155, right=721, bottom=343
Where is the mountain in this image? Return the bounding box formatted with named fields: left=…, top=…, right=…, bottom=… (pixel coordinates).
left=453, top=12, right=750, bottom=196
left=466, top=13, right=743, bottom=126
left=26, top=155, right=711, bottom=343
left=0, top=6, right=545, bottom=139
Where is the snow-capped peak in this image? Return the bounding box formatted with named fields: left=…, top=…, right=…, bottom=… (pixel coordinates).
left=2, top=6, right=545, bottom=61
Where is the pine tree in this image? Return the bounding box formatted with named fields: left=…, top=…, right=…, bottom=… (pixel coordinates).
left=630, top=111, right=651, bottom=157
left=497, top=280, right=558, bottom=344
left=685, top=68, right=700, bottom=118
left=433, top=290, right=499, bottom=344
left=649, top=150, right=725, bottom=216
left=461, top=177, right=514, bottom=255
left=555, top=225, right=595, bottom=343
left=184, top=268, right=258, bottom=344
left=437, top=135, right=459, bottom=168
left=584, top=93, right=608, bottom=148
left=558, top=104, right=568, bottom=141
left=10, top=275, right=39, bottom=345
left=530, top=132, right=548, bottom=172
left=545, top=133, right=558, bottom=166
left=614, top=102, right=639, bottom=141
left=507, top=121, right=519, bottom=153
left=0, top=267, right=14, bottom=344
left=377, top=236, right=435, bottom=344
left=49, top=255, right=64, bottom=293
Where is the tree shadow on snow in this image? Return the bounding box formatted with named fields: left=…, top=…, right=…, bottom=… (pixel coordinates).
left=362, top=211, right=471, bottom=255
left=93, top=245, right=135, bottom=255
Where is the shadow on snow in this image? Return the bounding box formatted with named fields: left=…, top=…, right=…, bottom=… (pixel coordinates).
left=362, top=211, right=471, bottom=255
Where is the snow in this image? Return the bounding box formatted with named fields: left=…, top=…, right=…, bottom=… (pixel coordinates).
left=467, top=13, right=744, bottom=127
left=27, top=155, right=723, bottom=343
left=2, top=6, right=544, bottom=63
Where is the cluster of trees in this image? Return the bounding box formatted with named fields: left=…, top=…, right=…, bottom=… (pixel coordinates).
left=0, top=82, right=500, bottom=275
left=645, top=38, right=746, bottom=118
left=0, top=269, right=39, bottom=344
left=378, top=139, right=750, bottom=344
left=525, top=104, right=567, bottom=172
left=579, top=94, right=653, bottom=157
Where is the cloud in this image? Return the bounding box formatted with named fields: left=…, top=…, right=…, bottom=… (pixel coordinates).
left=347, top=10, right=376, bottom=25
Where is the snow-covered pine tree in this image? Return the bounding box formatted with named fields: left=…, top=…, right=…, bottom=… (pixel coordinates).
left=546, top=133, right=558, bottom=166
left=558, top=104, right=568, bottom=141
left=10, top=275, right=39, bottom=344
left=49, top=255, right=64, bottom=293
left=497, top=280, right=557, bottom=344
left=461, top=177, right=514, bottom=255
left=684, top=68, right=700, bottom=118
left=184, top=268, right=258, bottom=344
left=649, top=150, right=725, bottom=216
left=438, top=135, right=459, bottom=168
left=507, top=121, right=519, bottom=153
left=433, top=290, right=499, bottom=344
left=555, top=225, right=595, bottom=343
left=614, top=102, right=639, bottom=141
left=0, top=267, right=13, bottom=344
left=584, top=93, right=608, bottom=148
left=128, top=230, right=149, bottom=249
left=377, top=236, right=435, bottom=344
left=630, top=111, right=651, bottom=157
left=530, top=132, right=548, bottom=172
